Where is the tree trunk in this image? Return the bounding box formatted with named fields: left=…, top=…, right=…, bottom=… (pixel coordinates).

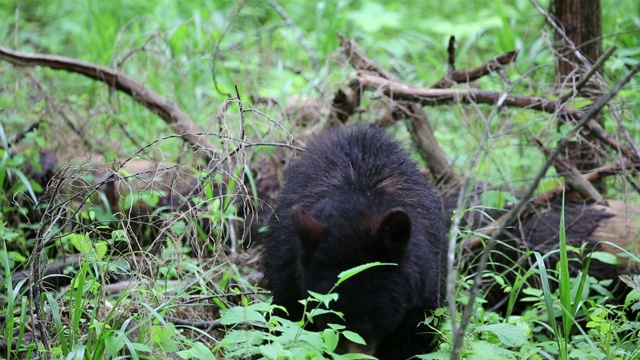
left=551, top=0, right=604, bottom=188
left=552, top=0, right=602, bottom=88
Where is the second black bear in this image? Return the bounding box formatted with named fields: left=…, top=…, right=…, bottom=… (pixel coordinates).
left=262, top=125, right=447, bottom=359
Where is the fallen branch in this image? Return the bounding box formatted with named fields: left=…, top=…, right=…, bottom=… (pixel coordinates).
left=451, top=61, right=640, bottom=360
left=534, top=138, right=604, bottom=203
left=338, top=32, right=397, bottom=81
left=555, top=46, right=617, bottom=105
left=0, top=46, right=216, bottom=163
left=432, top=50, right=519, bottom=89
left=337, top=35, right=463, bottom=187
left=357, top=72, right=640, bottom=164
left=460, top=157, right=639, bottom=252
left=358, top=72, right=569, bottom=114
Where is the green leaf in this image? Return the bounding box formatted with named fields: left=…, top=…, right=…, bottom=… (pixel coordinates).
left=94, top=241, right=108, bottom=261
left=258, top=343, right=281, bottom=360
left=469, top=340, right=515, bottom=359
left=624, top=289, right=640, bottom=308
left=336, top=262, right=395, bottom=286
left=307, top=291, right=339, bottom=307
left=67, top=233, right=92, bottom=254
left=172, top=220, right=186, bottom=235
left=342, top=330, right=366, bottom=345
left=322, top=329, right=339, bottom=352
left=111, top=229, right=128, bottom=243
left=589, top=251, right=620, bottom=265
left=308, top=308, right=342, bottom=321
left=152, top=325, right=178, bottom=352
left=104, top=333, right=125, bottom=357
left=219, top=304, right=267, bottom=325
left=176, top=341, right=216, bottom=359
left=415, top=351, right=451, bottom=359
left=476, top=323, right=527, bottom=347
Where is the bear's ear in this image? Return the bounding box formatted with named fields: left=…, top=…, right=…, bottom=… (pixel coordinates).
left=374, top=208, right=411, bottom=263
left=291, top=206, right=328, bottom=253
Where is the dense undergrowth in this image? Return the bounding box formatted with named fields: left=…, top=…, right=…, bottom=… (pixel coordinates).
left=1, top=0, right=640, bottom=359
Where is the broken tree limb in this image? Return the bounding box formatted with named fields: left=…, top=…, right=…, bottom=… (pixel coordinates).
left=337, top=32, right=397, bottom=81
left=447, top=36, right=456, bottom=70
left=555, top=45, right=617, bottom=105
left=533, top=138, right=604, bottom=203
left=432, top=50, right=519, bottom=89
left=0, top=46, right=216, bottom=163
left=359, top=72, right=567, bottom=113
left=460, top=159, right=639, bottom=251
left=357, top=71, right=640, bottom=164
left=337, top=35, right=463, bottom=187
left=451, top=62, right=640, bottom=358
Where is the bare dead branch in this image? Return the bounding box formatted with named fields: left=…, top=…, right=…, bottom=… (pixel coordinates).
left=337, top=32, right=398, bottom=81
left=460, top=159, right=637, bottom=252
left=432, top=50, right=519, bottom=89
left=586, top=118, right=640, bottom=163
left=336, top=35, right=462, bottom=187
left=450, top=61, right=640, bottom=360
left=530, top=0, right=606, bottom=88
left=357, top=72, right=640, bottom=164
left=534, top=138, right=604, bottom=202
left=556, top=46, right=617, bottom=105
left=359, top=73, right=565, bottom=113
left=0, top=46, right=216, bottom=163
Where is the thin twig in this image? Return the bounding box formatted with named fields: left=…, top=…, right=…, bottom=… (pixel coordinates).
left=534, top=138, right=604, bottom=202
left=449, top=61, right=640, bottom=360
left=25, top=73, right=95, bottom=151
left=0, top=46, right=216, bottom=163
left=211, top=1, right=245, bottom=98
left=7, top=121, right=41, bottom=147
left=267, top=0, right=319, bottom=74
left=556, top=46, right=617, bottom=105
left=529, top=0, right=606, bottom=88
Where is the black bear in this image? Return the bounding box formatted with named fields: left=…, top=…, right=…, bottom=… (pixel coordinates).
left=262, top=125, right=447, bottom=359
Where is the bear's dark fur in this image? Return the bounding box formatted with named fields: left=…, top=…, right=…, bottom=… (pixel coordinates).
left=262, top=125, right=447, bottom=359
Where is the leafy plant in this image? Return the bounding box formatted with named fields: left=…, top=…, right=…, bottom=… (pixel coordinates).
left=215, top=263, right=398, bottom=359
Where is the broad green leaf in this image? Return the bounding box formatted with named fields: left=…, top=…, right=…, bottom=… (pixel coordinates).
left=342, top=330, right=366, bottom=345
left=104, top=333, right=125, bottom=357
left=322, top=329, right=339, bottom=352
left=589, top=251, right=620, bottom=265
left=476, top=323, right=527, bottom=347
left=152, top=325, right=178, bottom=352
left=219, top=305, right=267, bottom=325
